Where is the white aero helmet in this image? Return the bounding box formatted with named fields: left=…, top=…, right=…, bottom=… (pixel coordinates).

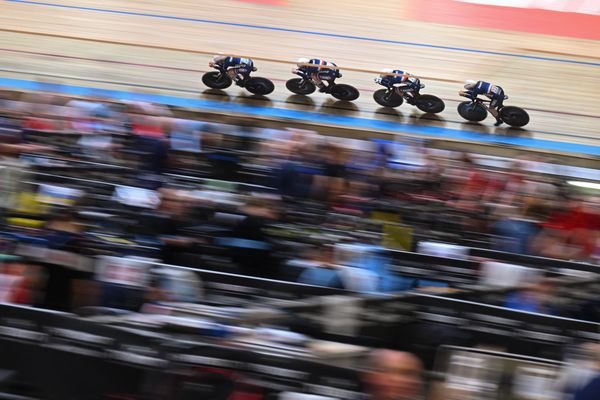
left=380, top=68, right=394, bottom=78
left=464, top=79, right=478, bottom=89
left=297, top=57, right=310, bottom=66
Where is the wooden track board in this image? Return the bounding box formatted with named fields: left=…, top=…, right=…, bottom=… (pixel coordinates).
left=1, top=0, right=599, bottom=147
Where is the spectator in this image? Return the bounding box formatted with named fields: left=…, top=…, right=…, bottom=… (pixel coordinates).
left=0, top=263, right=23, bottom=303
left=44, top=207, right=85, bottom=251
left=137, top=189, right=200, bottom=264
left=490, top=199, right=546, bottom=255
left=314, top=141, right=348, bottom=202
left=505, top=278, right=557, bottom=314
left=276, top=142, right=322, bottom=200
left=77, top=108, right=121, bottom=161
left=362, top=349, right=424, bottom=400
left=559, top=343, right=600, bottom=400
left=124, top=104, right=172, bottom=174
left=133, top=134, right=170, bottom=175
left=150, top=266, right=203, bottom=303
left=139, top=275, right=171, bottom=314
left=19, top=93, right=64, bottom=133
left=574, top=376, right=600, bottom=400
left=532, top=197, right=600, bottom=261
left=227, top=195, right=280, bottom=278
left=66, top=97, right=111, bottom=120
left=234, top=118, right=261, bottom=153
left=169, top=119, right=204, bottom=153
left=0, top=262, right=45, bottom=305
left=297, top=245, right=345, bottom=289
left=67, top=97, right=110, bottom=133
left=331, top=180, right=374, bottom=216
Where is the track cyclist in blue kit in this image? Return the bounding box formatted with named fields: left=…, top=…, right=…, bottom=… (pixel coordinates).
left=376, top=69, right=423, bottom=103
left=460, top=79, right=508, bottom=126
left=210, top=55, right=257, bottom=85
left=294, top=58, right=342, bottom=93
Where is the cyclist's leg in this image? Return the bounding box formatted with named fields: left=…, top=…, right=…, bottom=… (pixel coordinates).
left=226, top=67, right=238, bottom=81
left=319, top=70, right=337, bottom=92
left=238, top=64, right=252, bottom=81
left=489, top=95, right=503, bottom=125
left=411, top=79, right=422, bottom=96
left=324, top=74, right=336, bottom=86
left=493, top=89, right=505, bottom=109
left=312, top=71, right=327, bottom=91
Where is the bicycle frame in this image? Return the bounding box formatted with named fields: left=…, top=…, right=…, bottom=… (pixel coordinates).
left=212, top=64, right=228, bottom=76
left=212, top=64, right=247, bottom=86
left=377, top=79, right=422, bottom=99
left=470, top=97, right=494, bottom=112
left=294, top=70, right=312, bottom=81
left=292, top=70, right=336, bottom=94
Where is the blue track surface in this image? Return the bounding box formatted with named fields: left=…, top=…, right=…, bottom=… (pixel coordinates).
left=5, top=0, right=600, bottom=67
left=2, top=76, right=599, bottom=156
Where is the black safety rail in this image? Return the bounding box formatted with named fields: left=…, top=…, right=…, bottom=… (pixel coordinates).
left=1, top=295, right=596, bottom=398
left=8, top=247, right=348, bottom=305
left=386, top=249, right=479, bottom=287
left=0, top=303, right=364, bottom=400
left=468, top=247, right=600, bottom=274
left=1, top=240, right=475, bottom=311
left=8, top=237, right=599, bottom=308
left=281, top=288, right=600, bottom=366
left=22, top=152, right=132, bottom=174
left=27, top=169, right=277, bottom=195
left=174, top=264, right=349, bottom=303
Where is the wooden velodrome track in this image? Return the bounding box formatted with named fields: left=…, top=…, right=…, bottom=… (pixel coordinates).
left=1, top=0, right=600, bottom=153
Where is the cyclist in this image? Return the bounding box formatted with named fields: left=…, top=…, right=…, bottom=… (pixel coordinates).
left=375, top=69, right=422, bottom=101
left=294, top=58, right=342, bottom=93
left=210, top=55, right=257, bottom=85
left=461, top=80, right=507, bottom=126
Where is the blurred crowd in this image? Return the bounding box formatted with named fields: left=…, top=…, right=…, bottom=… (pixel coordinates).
left=2, top=90, right=600, bottom=307
left=3, top=91, right=600, bottom=399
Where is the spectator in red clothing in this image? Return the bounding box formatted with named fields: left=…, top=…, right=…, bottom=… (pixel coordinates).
left=127, top=101, right=171, bottom=139
left=0, top=267, right=23, bottom=303
left=23, top=115, right=58, bottom=132
left=20, top=93, right=64, bottom=132
left=0, top=263, right=45, bottom=305
left=447, top=155, right=489, bottom=212
left=534, top=198, right=600, bottom=261
left=132, top=115, right=166, bottom=139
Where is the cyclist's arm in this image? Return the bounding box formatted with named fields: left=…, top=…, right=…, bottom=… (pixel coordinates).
left=459, top=89, right=476, bottom=99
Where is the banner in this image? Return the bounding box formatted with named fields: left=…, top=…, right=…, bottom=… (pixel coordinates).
left=410, top=0, right=600, bottom=40
left=457, top=0, right=600, bottom=15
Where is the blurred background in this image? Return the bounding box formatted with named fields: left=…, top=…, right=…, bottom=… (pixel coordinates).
left=1, top=1, right=600, bottom=399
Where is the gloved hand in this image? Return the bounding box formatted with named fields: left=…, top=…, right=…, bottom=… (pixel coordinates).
left=459, top=90, right=474, bottom=99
